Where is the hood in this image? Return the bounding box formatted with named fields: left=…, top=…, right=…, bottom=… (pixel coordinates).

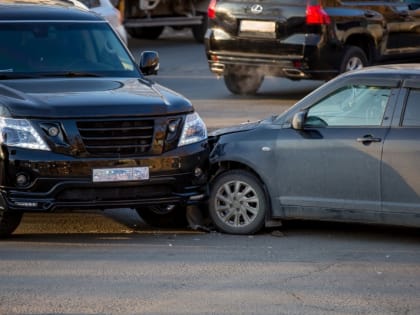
left=209, top=120, right=261, bottom=137
left=0, top=77, right=193, bottom=118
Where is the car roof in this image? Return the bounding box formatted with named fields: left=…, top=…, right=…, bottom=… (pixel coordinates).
left=343, top=64, right=420, bottom=80
left=0, top=0, right=102, bottom=21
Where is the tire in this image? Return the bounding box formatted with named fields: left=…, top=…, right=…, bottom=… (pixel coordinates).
left=191, top=14, right=208, bottom=43
left=209, top=170, right=267, bottom=235
left=339, top=46, right=368, bottom=74
left=223, top=70, right=264, bottom=95
left=136, top=205, right=188, bottom=228
left=126, top=27, right=164, bottom=40
left=0, top=210, right=23, bottom=238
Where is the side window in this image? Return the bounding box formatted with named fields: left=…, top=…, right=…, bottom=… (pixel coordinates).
left=402, top=89, right=420, bottom=126
left=306, top=85, right=391, bottom=127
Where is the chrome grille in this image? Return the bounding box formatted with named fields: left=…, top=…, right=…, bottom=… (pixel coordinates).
left=77, top=119, right=154, bottom=156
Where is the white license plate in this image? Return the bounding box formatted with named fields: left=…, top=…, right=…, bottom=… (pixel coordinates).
left=92, top=167, right=149, bottom=183
left=240, top=20, right=276, bottom=33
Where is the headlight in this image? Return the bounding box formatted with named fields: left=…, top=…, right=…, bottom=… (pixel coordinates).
left=178, top=112, right=207, bottom=147
left=0, top=118, right=50, bottom=151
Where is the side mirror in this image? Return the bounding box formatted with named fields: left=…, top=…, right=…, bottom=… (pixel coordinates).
left=139, top=51, right=159, bottom=75
left=292, top=111, right=307, bottom=130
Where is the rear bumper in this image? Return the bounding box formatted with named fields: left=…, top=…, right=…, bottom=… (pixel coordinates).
left=206, top=50, right=312, bottom=79
left=205, top=29, right=341, bottom=80
left=0, top=141, right=209, bottom=213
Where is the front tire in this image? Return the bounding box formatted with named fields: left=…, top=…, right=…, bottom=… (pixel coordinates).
left=209, top=170, right=267, bottom=235
left=339, top=46, right=368, bottom=73
left=136, top=205, right=188, bottom=228
left=0, top=210, right=23, bottom=238
left=224, top=69, right=264, bottom=95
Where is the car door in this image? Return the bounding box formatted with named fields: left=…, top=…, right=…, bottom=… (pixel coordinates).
left=381, top=80, right=420, bottom=216
left=378, top=0, right=420, bottom=57
left=276, top=79, right=399, bottom=219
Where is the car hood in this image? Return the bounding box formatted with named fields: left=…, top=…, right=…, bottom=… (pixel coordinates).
left=0, top=77, right=192, bottom=118
left=209, top=120, right=261, bottom=137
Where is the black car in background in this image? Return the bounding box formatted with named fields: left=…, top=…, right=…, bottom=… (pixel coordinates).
left=208, top=64, right=420, bottom=234
left=0, top=0, right=208, bottom=237
left=205, top=0, right=420, bottom=95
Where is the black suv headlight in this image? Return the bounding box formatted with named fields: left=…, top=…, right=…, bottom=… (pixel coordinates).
left=178, top=112, right=207, bottom=147
left=0, top=118, right=50, bottom=151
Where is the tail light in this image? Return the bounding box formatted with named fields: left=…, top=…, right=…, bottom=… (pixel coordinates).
left=208, top=0, right=217, bottom=19
left=306, top=2, right=331, bottom=25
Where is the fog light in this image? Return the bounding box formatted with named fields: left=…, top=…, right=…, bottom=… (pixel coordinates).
left=16, top=173, right=29, bottom=186
left=194, top=167, right=203, bottom=177
left=48, top=126, right=59, bottom=137
left=168, top=121, right=178, bottom=133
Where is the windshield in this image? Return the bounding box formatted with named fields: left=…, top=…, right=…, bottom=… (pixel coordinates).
left=0, top=21, right=139, bottom=77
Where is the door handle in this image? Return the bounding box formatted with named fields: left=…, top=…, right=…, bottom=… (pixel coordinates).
left=357, top=136, right=382, bottom=143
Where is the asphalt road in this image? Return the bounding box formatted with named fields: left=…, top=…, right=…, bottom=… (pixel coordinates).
left=1, top=29, right=420, bottom=315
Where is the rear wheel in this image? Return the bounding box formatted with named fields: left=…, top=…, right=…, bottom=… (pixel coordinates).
left=224, top=70, right=264, bottom=95
left=136, top=205, right=188, bottom=228
left=340, top=46, right=368, bottom=73
left=191, top=13, right=208, bottom=43
left=209, top=170, right=267, bottom=235
left=126, top=27, right=164, bottom=40
left=0, top=210, right=23, bottom=238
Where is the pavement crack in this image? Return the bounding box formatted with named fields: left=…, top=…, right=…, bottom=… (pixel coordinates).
left=283, top=262, right=337, bottom=283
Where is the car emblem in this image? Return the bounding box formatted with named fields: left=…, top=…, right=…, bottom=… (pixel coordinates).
left=250, top=4, right=263, bottom=14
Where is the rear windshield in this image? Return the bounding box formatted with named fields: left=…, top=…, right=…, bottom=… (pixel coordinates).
left=0, top=21, right=139, bottom=77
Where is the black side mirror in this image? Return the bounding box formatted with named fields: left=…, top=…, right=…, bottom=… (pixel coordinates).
left=292, top=111, right=307, bottom=130
left=139, top=51, right=159, bottom=75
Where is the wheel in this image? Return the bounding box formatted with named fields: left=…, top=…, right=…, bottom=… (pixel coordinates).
left=191, top=13, right=208, bottom=43
left=126, top=27, right=164, bottom=40
left=223, top=69, right=264, bottom=95
left=0, top=210, right=23, bottom=238
left=339, top=46, right=368, bottom=73
left=136, top=205, right=188, bottom=228
left=209, top=170, right=267, bottom=234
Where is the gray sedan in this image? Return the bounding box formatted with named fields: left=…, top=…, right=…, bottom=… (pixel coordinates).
left=208, top=64, right=420, bottom=234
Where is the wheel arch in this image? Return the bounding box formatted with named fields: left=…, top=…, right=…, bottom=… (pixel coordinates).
left=209, top=160, right=274, bottom=220
left=345, top=34, right=375, bottom=64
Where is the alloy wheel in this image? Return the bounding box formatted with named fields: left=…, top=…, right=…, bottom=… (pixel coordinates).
left=214, top=180, right=260, bottom=228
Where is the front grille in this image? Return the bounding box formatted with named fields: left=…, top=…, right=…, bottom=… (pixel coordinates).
left=77, top=119, right=154, bottom=156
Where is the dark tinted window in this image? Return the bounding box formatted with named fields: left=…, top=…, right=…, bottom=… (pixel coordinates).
left=402, top=90, right=420, bottom=126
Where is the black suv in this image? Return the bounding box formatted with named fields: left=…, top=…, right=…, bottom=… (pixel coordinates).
left=205, top=0, right=420, bottom=95
left=0, top=0, right=208, bottom=237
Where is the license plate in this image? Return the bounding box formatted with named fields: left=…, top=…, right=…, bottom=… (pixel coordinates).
left=92, top=167, right=149, bottom=183
left=240, top=20, right=276, bottom=33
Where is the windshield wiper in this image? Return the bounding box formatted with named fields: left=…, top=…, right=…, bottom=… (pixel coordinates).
left=40, top=72, right=102, bottom=78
